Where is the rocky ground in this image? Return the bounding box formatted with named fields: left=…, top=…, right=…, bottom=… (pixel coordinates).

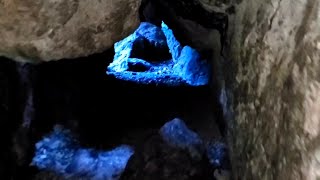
left=31, top=121, right=230, bottom=180
left=0, top=52, right=230, bottom=180
left=120, top=128, right=229, bottom=180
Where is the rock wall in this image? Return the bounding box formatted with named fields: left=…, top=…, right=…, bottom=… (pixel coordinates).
left=148, top=0, right=320, bottom=179
left=0, top=0, right=141, bottom=63
left=224, top=0, right=320, bottom=179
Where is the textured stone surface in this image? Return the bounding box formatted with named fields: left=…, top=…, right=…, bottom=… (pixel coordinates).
left=107, top=21, right=210, bottom=86
left=0, top=0, right=141, bottom=63
left=32, top=125, right=134, bottom=180
left=223, top=0, right=320, bottom=179
left=159, top=118, right=204, bottom=159
left=150, top=0, right=320, bottom=179
left=120, top=129, right=214, bottom=180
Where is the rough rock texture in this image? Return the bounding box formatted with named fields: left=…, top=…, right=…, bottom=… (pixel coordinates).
left=107, top=21, right=210, bottom=86
left=142, top=0, right=320, bottom=179
left=32, top=125, right=134, bottom=180
left=0, top=0, right=141, bottom=63
left=223, top=0, right=320, bottom=179
left=119, top=129, right=214, bottom=180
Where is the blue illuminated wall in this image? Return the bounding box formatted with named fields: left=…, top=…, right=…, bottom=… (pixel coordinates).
left=107, top=21, right=209, bottom=86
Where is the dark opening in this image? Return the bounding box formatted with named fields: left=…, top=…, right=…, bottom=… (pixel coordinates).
left=129, top=36, right=171, bottom=62
left=127, top=61, right=151, bottom=72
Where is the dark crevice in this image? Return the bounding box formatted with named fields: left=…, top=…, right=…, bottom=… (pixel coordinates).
left=140, top=0, right=229, bottom=56
left=127, top=61, right=150, bottom=72
left=140, top=0, right=229, bottom=136
left=130, top=36, right=171, bottom=62
left=268, top=0, right=282, bottom=30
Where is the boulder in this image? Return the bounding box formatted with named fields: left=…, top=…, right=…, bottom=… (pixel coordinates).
left=223, top=0, right=320, bottom=179
left=0, top=0, right=141, bottom=63
left=145, top=0, right=320, bottom=179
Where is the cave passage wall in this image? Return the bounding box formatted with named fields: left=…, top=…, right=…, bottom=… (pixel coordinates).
left=223, top=0, right=320, bottom=179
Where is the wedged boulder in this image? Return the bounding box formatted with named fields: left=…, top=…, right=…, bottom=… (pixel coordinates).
left=0, top=0, right=141, bottom=63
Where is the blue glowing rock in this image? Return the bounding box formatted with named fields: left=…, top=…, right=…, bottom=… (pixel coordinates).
left=161, top=21, right=182, bottom=62
left=207, top=141, right=230, bottom=169
left=159, top=118, right=204, bottom=159
left=173, top=46, right=209, bottom=86
left=31, top=125, right=78, bottom=173
left=107, top=21, right=209, bottom=86
left=66, top=149, right=96, bottom=176
left=31, top=125, right=134, bottom=180
left=67, top=145, right=134, bottom=180
left=134, top=22, right=167, bottom=48
left=93, top=145, right=134, bottom=180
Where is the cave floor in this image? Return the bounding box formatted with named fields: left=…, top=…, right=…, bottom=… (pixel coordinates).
left=32, top=120, right=223, bottom=180
left=1, top=49, right=229, bottom=180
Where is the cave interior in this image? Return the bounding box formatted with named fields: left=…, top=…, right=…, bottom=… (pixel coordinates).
left=0, top=0, right=232, bottom=179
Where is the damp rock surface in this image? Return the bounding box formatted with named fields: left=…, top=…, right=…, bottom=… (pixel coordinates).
left=107, top=22, right=209, bottom=86
left=0, top=0, right=141, bottom=63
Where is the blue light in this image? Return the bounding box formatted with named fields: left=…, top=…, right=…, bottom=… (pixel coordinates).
left=31, top=125, right=134, bottom=180
left=159, top=118, right=230, bottom=169
left=207, top=141, right=230, bottom=169
left=159, top=118, right=204, bottom=159
left=107, top=21, right=209, bottom=86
